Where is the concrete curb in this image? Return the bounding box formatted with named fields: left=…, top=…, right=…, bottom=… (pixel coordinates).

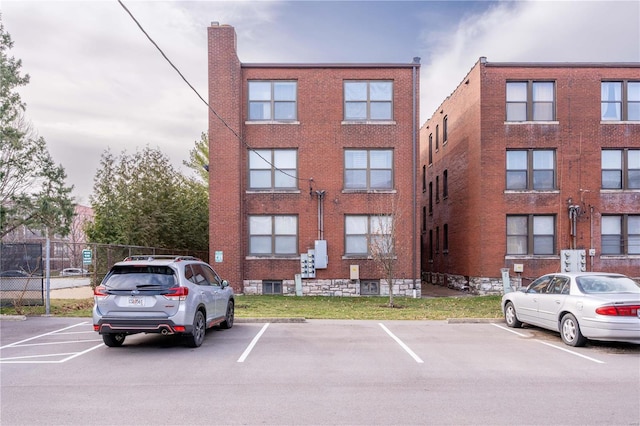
left=0, top=314, right=27, bottom=321
left=235, top=317, right=306, bottom=323
left=447, top=318, right=504, bottom=324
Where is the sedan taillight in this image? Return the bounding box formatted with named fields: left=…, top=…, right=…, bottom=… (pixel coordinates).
left=595, top=305, right=640, bottom=316
left=165, top=286, right=188, bottom=301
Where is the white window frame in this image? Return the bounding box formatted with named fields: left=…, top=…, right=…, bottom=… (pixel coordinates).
left=249, top=215, right=298, bottom=256
left=344, top=80, right=393, bottom=121
left=248, top=149, right=298, bottom=190
left=248, top=80, right=297, bottom=121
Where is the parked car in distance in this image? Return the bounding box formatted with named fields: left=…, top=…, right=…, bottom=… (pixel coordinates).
left=0, top=270, right=30, bottom=277
left=502, top=272, right=640, bottom=346
left=93, top=255, right=234, bottom=348
left=60, top=268, right=88, bottom=276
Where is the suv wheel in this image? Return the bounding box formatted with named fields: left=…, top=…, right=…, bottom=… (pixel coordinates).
left=220, top=300, right=234, bottom=329
left=103, top=333, right=126, bottom=347
left=186, top=310, right=205, bottom=348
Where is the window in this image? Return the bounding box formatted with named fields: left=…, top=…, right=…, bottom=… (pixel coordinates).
left=248, top=81, right=297, bottom=121
left=443, top=169, right=448, bottom=198
left=435, top=176, right=440, bottom=203
left=435, top=125, right=439, bottom=150
left=428, top=230, right=433, bottom=260
left=507, top=215, right=555, bottom=255
left=506, top=149, right=556, bottom=190
left=345, top=215, right=392, bottom=256
left=435, top=226, right=440, bottom=253
left=506, top=81, right=555, bottom=121
left=360, top=280, right=380, bottom=295
left=443, top=224, right=449, bottom=252
left=428, top=182, right=433, bottom=213
left=601, top=149, right=640, bottom=189
left=601, top=215, right=640, bottom=255
left=428, top=134, right=433, bottom=164
left=601, top=81, right=640, bottom=121
left=262, top=280, right=282, bottom=294
left=344, top=149, right=393, bottom=190
left=249, top=215, right=298, bottom=256
left=443, top=115, right=448, bottom=143
left=422, top=165, right=426, bottom=193
left=422, top=206, right=426, bottom=232
left=344, top=80, right=393, bottom=120
left=249, top=149, right=298, bottom=190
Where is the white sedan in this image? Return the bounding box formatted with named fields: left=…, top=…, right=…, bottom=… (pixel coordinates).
left=501, top=272, right=640, bottom=346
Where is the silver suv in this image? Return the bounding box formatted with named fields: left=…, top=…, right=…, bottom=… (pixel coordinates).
left=93, top=255, right=234, bottom=348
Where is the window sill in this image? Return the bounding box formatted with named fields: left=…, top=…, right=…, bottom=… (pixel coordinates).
left=600, top=254, right=640, bottom=259
left=342, top=255, right=372, bottom=260
left=246, top=255, right=299, bottom=260
left=504, top=189, right=560, bottom=194
left=246, top=190, right=301, bottom=194
left=504, top=121, right=559, bottom=125
left=600, top=189, right=640, bottom=193
left=600, top=120, right=640, bottom=125
left=341, top=120, right=396, bottom=125
left=245, top=120, right=300, bottom=125
left=505, top=255, right=559, bottom=260
left=342, top=189, right=397, bottom=194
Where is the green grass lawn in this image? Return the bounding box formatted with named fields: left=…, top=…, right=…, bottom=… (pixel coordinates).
left=0, top=294, right=504, bottom=320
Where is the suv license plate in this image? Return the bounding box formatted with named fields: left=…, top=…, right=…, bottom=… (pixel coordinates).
left=128, top=297, right=144, bottom=307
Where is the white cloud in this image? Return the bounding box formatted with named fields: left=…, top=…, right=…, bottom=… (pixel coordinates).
left=419, top=0, right=640, bottom=120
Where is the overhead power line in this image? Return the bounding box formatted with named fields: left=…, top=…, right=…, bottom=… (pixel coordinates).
left=117, top=0, right=306, bottom=184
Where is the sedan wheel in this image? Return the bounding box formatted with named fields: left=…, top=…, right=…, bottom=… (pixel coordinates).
left=220, top=300, right=234, bottom=329
left=504, top=302, right=522, bottom=328
left=186, top=310, right=206, bottom=348
left=560, top=313, right=587, bottom=347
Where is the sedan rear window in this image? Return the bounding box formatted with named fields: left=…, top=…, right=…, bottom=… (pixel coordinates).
left=577, top=276, right=640, bottom=294
left=103, top=265, right=176, bottom=290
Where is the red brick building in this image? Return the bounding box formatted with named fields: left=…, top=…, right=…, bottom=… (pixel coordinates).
left=421, top=58, right=640, bottom=293
left=208, top=24, right=421, bottom=296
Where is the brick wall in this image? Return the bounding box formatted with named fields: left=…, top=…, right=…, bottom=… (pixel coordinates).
left=209, top=24, right=421, bottom=294
left=422, top=59, right=640, bottom=290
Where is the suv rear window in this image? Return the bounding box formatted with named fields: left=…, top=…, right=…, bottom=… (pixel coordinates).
left=103, top=265, right=177, bottom=290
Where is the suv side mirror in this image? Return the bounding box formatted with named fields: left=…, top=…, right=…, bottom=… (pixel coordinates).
left=221, top=280, right=229, bottom=288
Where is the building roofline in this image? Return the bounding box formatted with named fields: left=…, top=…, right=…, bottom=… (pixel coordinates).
left=483, top=60, right=640, bottom=68
left=241, top=62, right=420, bottom=69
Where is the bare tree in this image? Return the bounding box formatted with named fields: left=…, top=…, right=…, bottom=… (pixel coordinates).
left=369, top=196, right=404, bottom=307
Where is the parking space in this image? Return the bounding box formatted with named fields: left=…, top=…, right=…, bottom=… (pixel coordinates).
left=0, top=320, right=102, bottom=364
left=1, top=317, right=639, bottom=425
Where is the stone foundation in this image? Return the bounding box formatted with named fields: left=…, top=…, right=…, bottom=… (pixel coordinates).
left=243, top=278, right=421, bottom=297
left=422, top=272, right=515, bottom=295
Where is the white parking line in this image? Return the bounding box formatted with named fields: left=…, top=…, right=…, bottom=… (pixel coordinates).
left=378, top=323, right=424, bottom=363
left=0, top=321, right=103, bottom=364
left=491, top=323, right=529, bottom=337
left=491, top=323, right=606, bottom=364
left=237, top=323, right=269, bottom=363
left=0, top=322, right=89, bottom=349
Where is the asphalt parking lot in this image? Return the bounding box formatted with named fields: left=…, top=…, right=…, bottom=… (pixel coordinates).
left=1, top=316, right=639, bottom=426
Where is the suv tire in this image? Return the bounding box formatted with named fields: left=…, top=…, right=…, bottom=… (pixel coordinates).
left=103, top=333, right=126, bottom=347
left=220, top=300, right=234, bottom=329
left=186, top=310, right=206, bottom=348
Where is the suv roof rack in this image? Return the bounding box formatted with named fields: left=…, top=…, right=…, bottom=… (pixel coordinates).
left=123, top=255, right=201, bottom=262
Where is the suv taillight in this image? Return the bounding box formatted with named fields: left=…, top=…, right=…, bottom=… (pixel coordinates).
left=165, top=286, right=188, bottom=301
left=94, top=286, right=108, bottom=299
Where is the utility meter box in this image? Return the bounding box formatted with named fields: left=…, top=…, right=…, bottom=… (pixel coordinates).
left=561, top=249, right=587, bottom=272
left=350, top=265, right=359, bottom=280
left=314, top=240, right=328, bottom=269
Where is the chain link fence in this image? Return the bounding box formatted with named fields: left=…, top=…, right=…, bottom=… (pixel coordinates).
left=1, top=242, right=208, bottom=306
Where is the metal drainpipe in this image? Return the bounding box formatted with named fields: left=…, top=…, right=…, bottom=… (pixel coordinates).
left=412, top=58, right=420, bottom=295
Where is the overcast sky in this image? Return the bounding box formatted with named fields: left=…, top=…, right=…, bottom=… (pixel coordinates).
left=3, top=0, right=639, bottom=205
